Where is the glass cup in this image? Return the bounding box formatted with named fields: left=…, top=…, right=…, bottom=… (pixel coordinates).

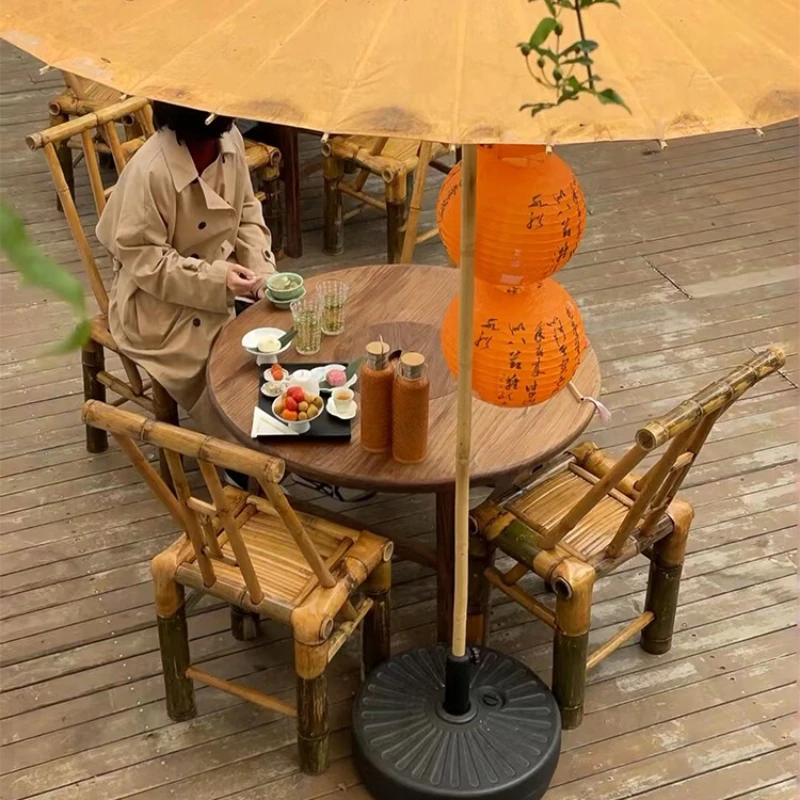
left=318, top=280, right=349, bottom=336
left=291, top=294, right=322, bottom=355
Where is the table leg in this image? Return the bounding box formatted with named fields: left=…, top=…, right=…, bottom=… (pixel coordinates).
left=277, top=125, right=303, bottom=258
left=435, top=489, right=455, bottom=644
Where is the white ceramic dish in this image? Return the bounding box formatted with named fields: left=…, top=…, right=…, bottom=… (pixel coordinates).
left=241, top=327, right=292, bottom=361
left=311, top=364, right=358, bottom=393
left=326, top=395, right=357, bottom=420
left=260, top=379, right=289, bottom=398
left=267, top=286, right=306, bottom=309
left=271, top=396, right=312, bottom=434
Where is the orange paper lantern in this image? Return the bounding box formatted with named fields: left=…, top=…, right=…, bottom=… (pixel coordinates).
left=441, top=279, right=586, bottom=407
left=437, top=145, right=586, bottom=285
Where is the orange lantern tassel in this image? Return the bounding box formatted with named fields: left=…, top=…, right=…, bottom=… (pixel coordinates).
left=437, top=144, right=587, bottom=285
left=441, top=279, right=586, bottom=407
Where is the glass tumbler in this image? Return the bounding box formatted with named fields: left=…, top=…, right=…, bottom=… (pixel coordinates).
left=291, top=294, right=323, bottom=355
left=318, top=280, right=349, bottom=336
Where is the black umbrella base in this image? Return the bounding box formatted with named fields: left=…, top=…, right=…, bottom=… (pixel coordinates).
left=353, top=645, right=561, bottom=800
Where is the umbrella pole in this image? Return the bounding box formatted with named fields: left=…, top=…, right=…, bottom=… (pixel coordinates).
left=444, top=143, right=477, bottom=717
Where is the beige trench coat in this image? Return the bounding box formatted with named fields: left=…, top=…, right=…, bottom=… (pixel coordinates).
left=96, top=125, right=275, bottom=417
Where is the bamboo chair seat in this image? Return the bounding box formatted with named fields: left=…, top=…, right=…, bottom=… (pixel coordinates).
left=470, top=347, right=786, bottom=731
left=322, top=135, right=452, bottom=264
left=508, top=465, right=676, bottom=568
left=173, top=488, right=367, bottom=622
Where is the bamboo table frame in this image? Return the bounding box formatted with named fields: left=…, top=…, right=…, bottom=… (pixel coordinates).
left=207, top=263, right=601, bottom=641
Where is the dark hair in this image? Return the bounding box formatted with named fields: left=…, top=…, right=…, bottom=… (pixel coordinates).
left=151, top=100, right=234, bottom=143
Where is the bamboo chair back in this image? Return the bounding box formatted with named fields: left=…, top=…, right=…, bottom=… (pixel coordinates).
left=27, top=97, right=152, bottom=314
left=538, top=347, right=786, bottom=556
left=82, top=400, right=340, bottom=604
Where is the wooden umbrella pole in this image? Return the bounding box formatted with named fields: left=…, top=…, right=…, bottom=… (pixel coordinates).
left=451, top=144, right=478, bottom=659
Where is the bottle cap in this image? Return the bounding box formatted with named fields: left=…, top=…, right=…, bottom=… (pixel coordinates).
left=366, top=340, right=391, bottom=369
left=400, top=352, right=426, bottom=379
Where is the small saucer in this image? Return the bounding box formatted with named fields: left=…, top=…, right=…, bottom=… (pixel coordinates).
left=326, top=396, right=357, bottom=420
left=267, top=286, right=306, bottom=309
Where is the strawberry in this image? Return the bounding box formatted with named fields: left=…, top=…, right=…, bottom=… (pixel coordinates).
left=288, top=386, right=305, bottom=403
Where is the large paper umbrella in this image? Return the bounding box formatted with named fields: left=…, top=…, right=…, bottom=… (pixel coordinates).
left=3, top=3, right=798, bottom=798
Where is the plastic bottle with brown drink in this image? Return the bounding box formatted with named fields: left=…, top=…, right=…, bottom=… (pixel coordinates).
left=359, top=341, right=394, bottom=453
left=392, top=352, right=430, bottom=464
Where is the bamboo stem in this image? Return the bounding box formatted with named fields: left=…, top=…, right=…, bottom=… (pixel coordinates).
left=96, top=371, right=153, bottom=412
left=451, top=144, right=477, bottom=658
left=400, top=141, right=433, bottom=264
left=80, top=129, right=106, bottom=216
left=484, top=567, right=556, bottom=628
left=186, top=666, right=296, bottom=717
left=42, top=142, right=109, bottom=314
left=586, top=611, right=654, bottom=670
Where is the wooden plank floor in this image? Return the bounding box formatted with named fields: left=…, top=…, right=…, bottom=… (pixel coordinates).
left=1, top=41, right=797, bottom=800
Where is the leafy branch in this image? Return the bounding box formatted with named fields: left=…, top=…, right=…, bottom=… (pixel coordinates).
left=0, top=202, right=90, bottom=353
left=519, top=0, right=630, bottom=118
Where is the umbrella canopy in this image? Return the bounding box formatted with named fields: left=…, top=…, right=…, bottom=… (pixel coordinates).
left=2, top=0, right=798, bottom=144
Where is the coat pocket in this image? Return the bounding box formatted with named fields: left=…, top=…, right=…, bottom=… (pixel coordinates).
left=131, top=290, right=185, bottom=350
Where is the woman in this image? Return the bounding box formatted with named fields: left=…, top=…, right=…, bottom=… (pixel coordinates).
left=96, top=101, right=275, bottom=438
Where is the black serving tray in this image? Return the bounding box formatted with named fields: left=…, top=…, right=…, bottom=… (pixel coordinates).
left=257, top=362, right=352, bottom=441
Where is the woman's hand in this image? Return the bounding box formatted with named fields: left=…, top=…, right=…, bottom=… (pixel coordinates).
left=226, top=264, right=261, bottom=295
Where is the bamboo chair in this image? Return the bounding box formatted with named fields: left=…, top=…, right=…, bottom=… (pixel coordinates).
left=26, top=99, right=281, bottom=483
left=47, top=72, right=150, bottom=207
left=82, top=400, right=393, bottom=774
left=470, top=347, right=786, bottom=729
left=322, top=135, right=451, bottom=263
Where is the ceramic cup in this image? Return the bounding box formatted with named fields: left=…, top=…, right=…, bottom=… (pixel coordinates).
left=333, top=387, right=354, bottom=413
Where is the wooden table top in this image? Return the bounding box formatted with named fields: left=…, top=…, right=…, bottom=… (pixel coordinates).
left=208, top=264, right=601, bottom=492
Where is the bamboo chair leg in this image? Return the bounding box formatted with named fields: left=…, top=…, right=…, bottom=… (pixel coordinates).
left=155, top=582, right=196, bottom=722
left=466, top=530, right=493, bottom=648
left=385, top=173, right=407, bottom=264
left=81, top=339, right=108, bottom=453
left=322, top=156, right=344, bottom=256
left=296, top=667, right=329, bottom=775
left=230, top=606, right=261, bottom=642
left=259, top=168, right=285, bottom=259
left=641, top=522, right=690, bottom=655
left=50, top=111, right=74, bottom=212
left=151, top=379, right=180, bottom=489
left=362, top=561, right=391, bottom=678
left=551, top=562, right=595, bottom=729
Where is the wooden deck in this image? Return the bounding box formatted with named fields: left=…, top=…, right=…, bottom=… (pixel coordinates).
left=1, top=42, right=797, bottom=800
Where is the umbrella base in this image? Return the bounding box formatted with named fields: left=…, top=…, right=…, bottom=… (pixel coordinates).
left=353, top=645, right=561, bottom=800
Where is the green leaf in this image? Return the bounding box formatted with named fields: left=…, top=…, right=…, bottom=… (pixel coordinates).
left=44, top=319, right=91, bottom=355
left=520, top=101, right=557, bottom=117
left=575, top=39, right=598, bottom=52
left=566, top=75, right=583, bottom=92
left=0, top=202, right=90, bottom=354
left=562, top=55, right=594, bottom=66
left=543, top=0, right=556, bottom=13
left=580, top=0, right=620, bottom=7
left=0, top=203, right=86, bottom=314
left=529, top=17, right=558, bottom=48
left=594, top=87, right=631, bottom=112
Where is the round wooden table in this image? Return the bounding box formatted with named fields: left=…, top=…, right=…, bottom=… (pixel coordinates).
left=208, top=264, right=601, bottom=639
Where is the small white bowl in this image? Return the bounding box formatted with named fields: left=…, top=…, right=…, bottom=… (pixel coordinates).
left=312, top=364, right=358, bottom=393
left=241, top=327, right=292, bottom=362
left=271, top=396, right=311, bottom=434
